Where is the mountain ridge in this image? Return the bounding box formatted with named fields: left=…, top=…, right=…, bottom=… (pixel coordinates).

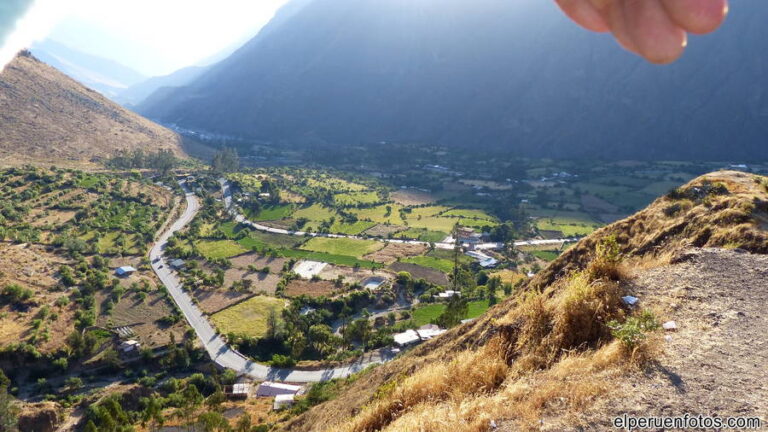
left=0, top=52, right=186, bottom=166
left=138, top=0, right=768, bottom=161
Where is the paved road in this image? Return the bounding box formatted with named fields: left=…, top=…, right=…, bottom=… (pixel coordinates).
left=220, top=179, right=579, bottom=251
left=150, top=182, right=395, bottom=382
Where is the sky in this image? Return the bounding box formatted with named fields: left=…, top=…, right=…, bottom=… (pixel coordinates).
left=1, top=0, right=290, bottom=76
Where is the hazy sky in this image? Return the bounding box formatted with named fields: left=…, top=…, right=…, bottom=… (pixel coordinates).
left=4, top=0, right=289, bottom=76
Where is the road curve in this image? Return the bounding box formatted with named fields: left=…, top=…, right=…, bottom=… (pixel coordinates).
left=219, top=179, right=579, bottom=250
left=150, top=182, right=394, bottom=382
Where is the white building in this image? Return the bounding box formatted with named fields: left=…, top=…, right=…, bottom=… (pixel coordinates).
left=393, top=326, right=447, bottom=347
left=119, top=340, right=140, bottom=353
left=273, top=394, right=295, bottom=410
left=393, top=330, right=421, bottom=347
left=256, top=381, right=303, bottom=397
left=115, top=266, right=137, bottom=277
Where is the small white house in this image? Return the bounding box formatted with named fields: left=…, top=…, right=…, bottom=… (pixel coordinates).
left=115, top=266, right=137, bottom=277
left=256, top=381, right=303, bottom=397
left=393, top=330, right=421, bottom=347
left=119, top=340, right=140, bottom=353
left=273, top=394, right=295, bottom=410
left=435, top=290, right=460, bottom=299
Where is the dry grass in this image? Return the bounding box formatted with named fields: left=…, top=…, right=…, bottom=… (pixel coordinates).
left=340, top=339, right=510, bottom=432
left=0, top=54, right=185, bottom=166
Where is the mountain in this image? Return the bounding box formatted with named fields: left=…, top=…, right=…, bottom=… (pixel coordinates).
left=138, top=0, right=768, bottom=161
left=284, top=170, right=768, bottom=431
left=31, top=39, right=146, bottom=98
left=115, top=65, right=207, bottom=107
left=0, top=52, right=185, bottom=166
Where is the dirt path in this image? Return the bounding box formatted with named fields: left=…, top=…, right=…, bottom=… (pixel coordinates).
left=541, top=248, right=768, bottom=430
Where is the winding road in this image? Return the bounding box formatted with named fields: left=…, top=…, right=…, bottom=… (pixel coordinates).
left=219, top=179, right=579, bottom=250
left=149, top=181, right=396, bottom=383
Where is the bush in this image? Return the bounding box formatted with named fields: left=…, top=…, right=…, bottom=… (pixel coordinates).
left=608, top=310, right=660, bottom=348
left=1, top=284, right=33, bottom=304
left=270, top=354, right=296, bottom=368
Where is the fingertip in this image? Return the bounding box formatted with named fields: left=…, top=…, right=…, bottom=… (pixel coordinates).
left=624, top=0, right=688, bottom=64
left=662, top=0, right=729, bottom=34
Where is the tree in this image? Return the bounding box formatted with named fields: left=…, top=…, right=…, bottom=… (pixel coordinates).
left=265, top=308, right=282, bottom=342
left=197, top=411, right=230, bottom=432
left=141, top=396, right=165, bottom=432
left=0, top=376, right=18, bottom=432
left=436, top=296, right=468, bottom=328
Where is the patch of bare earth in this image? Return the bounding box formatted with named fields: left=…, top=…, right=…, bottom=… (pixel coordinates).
left=389, top=262, right=449, bottom=286
left=223, top=269, right=281, bottom=294
left=364, top=224, right=407, bottom=237
left=391, top=189, right=436, bottom=206
left=527, top=248, right=768, bottom=431
left=364, top=242, right=427, bottom=264
left=193, top=289, right=254, bottom=315
left=285, top=279, right=338, bottom=297
left=318, top=265, right=394, bottom=286
left=229, top=253, right=287, bottom=273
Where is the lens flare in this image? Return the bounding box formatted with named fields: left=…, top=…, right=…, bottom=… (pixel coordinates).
left=0, top=0, right=73, bottom=72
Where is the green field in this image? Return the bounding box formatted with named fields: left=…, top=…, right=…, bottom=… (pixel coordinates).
left=531, top=210, right=602, bottom=237
left=228, top=173, right=263, bottom=192
left=196, top=239, right=249, bottom=259
left=330, top=220, right=376, bottom=235
left=279, top=249, right=381, bottom=269
left=530, top=250, right=560, bottom=262
left=351, top=204, right=406, bottom=225
left=253, top=205, right=294, bottom=221
left=301, top=237, right=383, bottom=258
left=306, top=176, right=367, bottom=192
left=293, top=204, right=337, bottom=221
left=211, top=296, right=286, bottom=338
left=401, top=256, right=454, bottom=273
left=333, top=191, right=381, bottom=206
left=411, top=304, right=446, bottom=326
left=395, top=228, right=447, bottom=243
left=442, top=208, right=497, bottom=221
left=410, top=300, right=491, bottom=326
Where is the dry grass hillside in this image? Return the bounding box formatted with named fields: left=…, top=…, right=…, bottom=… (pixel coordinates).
left=284, top=170, right=768, bottom=432
left=0, top=52, right=186, bottom=167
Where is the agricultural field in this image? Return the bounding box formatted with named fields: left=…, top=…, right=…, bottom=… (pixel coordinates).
left=196, top=239, right=249, bottom=259
left=400, top=256, right=454, bottom=274
left=530, top=210, right=603, bottom=237
left=211, top=296, right=286, bottom=338
left=300, top=237, right=384, bottom=258
left=410, top=299, right=492, bottom=326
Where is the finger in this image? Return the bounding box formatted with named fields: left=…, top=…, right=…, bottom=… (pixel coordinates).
left=605, top=1, right=641, bottom=56
left=623, top=0, right=687, bottom=64
left=661, top=0, right=728, bottom=34
left=555, top=0, right=611, bottom=32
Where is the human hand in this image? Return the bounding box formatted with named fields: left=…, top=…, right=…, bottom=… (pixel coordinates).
left=555, top=0, right=729, bottom=64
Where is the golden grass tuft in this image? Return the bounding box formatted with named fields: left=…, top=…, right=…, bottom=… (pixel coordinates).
left=375, top=340, right=653, bottom=432
left=340, top=339, right=511, bottom=432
